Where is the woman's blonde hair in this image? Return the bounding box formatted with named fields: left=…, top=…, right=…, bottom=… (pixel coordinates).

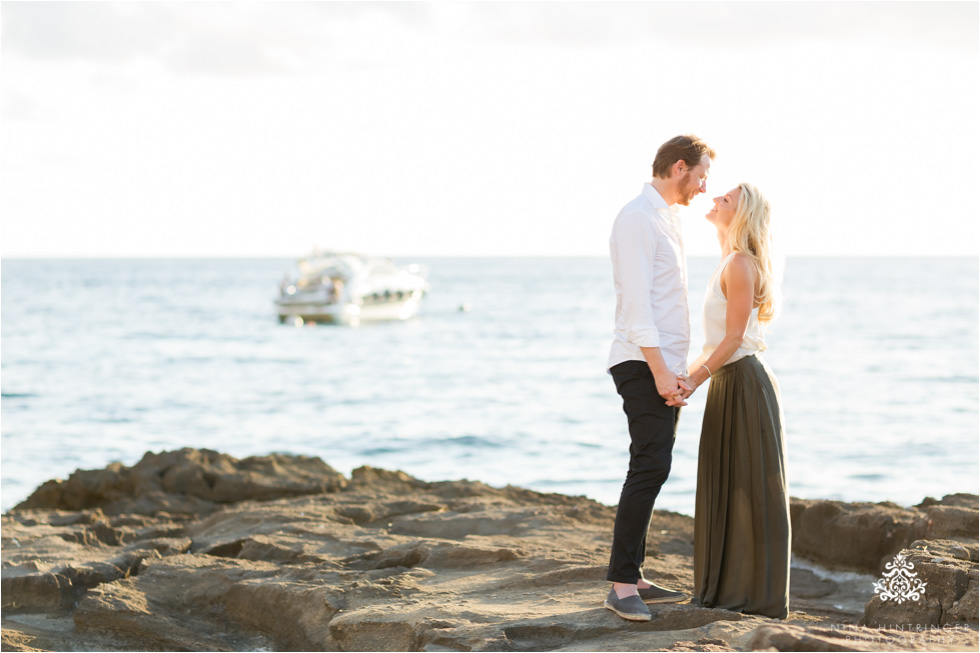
left=729, top=182, right=779, bottom=322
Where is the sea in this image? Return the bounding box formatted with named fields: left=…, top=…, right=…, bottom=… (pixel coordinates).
left=2, top=257, right=978, bottom=515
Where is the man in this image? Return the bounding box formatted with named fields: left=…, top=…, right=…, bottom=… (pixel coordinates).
left=603, top=134, right=715, bottom=622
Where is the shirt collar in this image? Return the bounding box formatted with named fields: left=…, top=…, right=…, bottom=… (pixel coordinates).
left=641, top=183, right=680, bottom=215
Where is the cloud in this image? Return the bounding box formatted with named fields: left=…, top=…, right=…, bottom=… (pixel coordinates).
left=306, top=1, right=431, bottom=26
left=3, top=2, right=975, bottom=77
left=1, top=2, right=176, bottom=62
left=0, top=88, right=38, bottom=120
left=458, top=2, right=978, bottom=52
left=163, top=31, right=291, bottom=76
left=0, top=2, right=427, bottom=76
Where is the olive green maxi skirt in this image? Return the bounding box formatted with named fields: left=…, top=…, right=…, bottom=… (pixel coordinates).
left=694, top=353, right=790, bottom=619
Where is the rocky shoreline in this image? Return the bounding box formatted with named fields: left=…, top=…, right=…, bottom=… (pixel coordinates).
left=1, top=448, right=977, bottom=652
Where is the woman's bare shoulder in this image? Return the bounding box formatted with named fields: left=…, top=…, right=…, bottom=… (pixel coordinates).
left=723, top=252, right=757, bottom=287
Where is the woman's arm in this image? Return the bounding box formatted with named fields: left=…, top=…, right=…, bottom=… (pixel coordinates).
left=687, top=254, right=756, bottom=390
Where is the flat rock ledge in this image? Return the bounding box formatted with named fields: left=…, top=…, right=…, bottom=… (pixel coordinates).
left=2, top=449, right=977, bottom=652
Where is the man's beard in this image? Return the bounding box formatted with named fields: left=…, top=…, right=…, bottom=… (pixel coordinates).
left=676, top=172, right=699, bottom=206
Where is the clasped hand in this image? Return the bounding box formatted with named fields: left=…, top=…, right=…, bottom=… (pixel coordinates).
left=658, top=375, right=696, bottom=407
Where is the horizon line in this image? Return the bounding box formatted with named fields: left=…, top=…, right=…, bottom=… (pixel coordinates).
left=2, top=253, right=979, bottom=261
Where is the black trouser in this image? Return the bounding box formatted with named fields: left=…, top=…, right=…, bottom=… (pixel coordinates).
left=607, top=360, right=681, bottom=583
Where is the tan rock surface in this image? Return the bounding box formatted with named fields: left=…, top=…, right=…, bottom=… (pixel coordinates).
left=2, top=450, right=977, bottom=651
left=861, top=539, right=979, bottom=629
left=790, top=494, right=979, bottom=577
left=12, top=448, right=347, bottom=517
left=748, top=622, right=978, bottom=652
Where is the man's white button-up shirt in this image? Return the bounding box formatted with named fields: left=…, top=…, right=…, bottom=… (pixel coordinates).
left=607, top=183, right=691, bottom=375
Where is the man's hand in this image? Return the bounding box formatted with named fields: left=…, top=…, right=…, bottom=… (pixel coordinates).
left=641, top=347, right=690, bottom=407
left=678, top=374, right=695, bottom=399
left=665, top=375, right=694, bottom=407
left=659, top=375, right=692, bottom=407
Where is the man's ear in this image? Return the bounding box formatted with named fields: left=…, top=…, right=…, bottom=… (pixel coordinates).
left=672, top=159, right=686, bottom=178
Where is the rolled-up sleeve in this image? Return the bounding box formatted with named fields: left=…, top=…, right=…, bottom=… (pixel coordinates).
left=612, top=212, right=660, bottom=348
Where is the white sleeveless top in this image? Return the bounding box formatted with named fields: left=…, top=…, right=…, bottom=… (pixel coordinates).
left=701, top=252, right=768, bottom=366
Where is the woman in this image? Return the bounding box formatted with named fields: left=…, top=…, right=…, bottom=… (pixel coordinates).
left=681, top=182, right=790, bottom=619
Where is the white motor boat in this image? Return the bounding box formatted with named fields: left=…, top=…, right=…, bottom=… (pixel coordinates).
left=275, top=251, right=428, bottom=326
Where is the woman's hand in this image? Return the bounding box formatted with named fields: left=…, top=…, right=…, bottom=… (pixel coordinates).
left=665, top=376, right=693, bottom=407
left=656, top=374, right=687, bottom=404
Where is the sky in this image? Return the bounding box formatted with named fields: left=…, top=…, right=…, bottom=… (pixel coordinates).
left=1, top=1, right=978, bottom=258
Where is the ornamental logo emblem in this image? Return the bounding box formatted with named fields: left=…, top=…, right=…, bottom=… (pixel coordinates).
left=873, top=552, right=927, bottom=604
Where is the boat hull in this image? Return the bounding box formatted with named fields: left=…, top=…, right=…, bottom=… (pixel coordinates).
left=275, top=290, right=424, bottom=326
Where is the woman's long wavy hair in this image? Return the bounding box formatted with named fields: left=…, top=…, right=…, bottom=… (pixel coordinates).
left=728, top=182, right=779, bottom=323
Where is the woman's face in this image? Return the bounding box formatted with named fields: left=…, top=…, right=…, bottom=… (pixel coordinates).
left=706, top=187, right=740, bottom=228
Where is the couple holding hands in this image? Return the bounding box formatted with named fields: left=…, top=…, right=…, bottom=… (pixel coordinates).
left=603, top=135, right=790, bottom=621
